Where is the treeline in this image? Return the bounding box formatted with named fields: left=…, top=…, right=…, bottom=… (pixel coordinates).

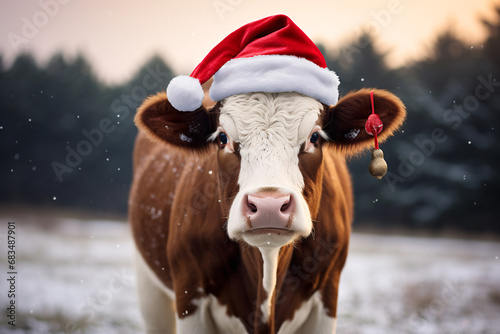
left=1, top=8, right=499, bottom=232
left=0, top=54, right=173, bottom=213
left=329, top=7, right=500, bottom=232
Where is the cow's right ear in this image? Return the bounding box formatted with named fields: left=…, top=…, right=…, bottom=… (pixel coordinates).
left=134, top=92, right=217, bottom=153
left=322, top=88, right=406, bottom=156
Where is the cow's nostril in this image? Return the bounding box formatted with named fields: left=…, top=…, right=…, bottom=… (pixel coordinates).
left=244, top=192, right=295, bottom=230
left=280, top=202, right=289, bottom=212
left=249, top=202, right=257, bottom=213
left=245, top=193, right=293, bottom=216
left=246, top=195, right=259, bottom=215
left=280, top=196, right=292, bottom=212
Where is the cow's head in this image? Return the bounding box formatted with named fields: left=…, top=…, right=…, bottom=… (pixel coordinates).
left=135, top=88, right=405, bottom=248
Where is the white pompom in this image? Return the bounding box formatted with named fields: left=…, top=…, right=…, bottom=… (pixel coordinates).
left=166, top=75, right=204, bottom=112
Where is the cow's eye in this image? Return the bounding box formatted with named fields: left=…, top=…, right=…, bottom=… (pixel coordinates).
left=310, top=132, right=319, bottom=144
left=219, top=132, right=228, bottom=146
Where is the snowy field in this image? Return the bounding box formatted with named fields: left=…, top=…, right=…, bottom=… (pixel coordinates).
left=1, top=214, right=499, bottom=334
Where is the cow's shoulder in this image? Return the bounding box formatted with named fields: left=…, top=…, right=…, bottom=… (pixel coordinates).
left=130, top=133, right=220, bottom=288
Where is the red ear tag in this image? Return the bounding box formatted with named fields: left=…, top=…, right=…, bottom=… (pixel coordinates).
left=365, top=91, right=388, bottom=179
left=365, top=114, right=383, bottom=136
left=365, top=91, right=383, bottom=149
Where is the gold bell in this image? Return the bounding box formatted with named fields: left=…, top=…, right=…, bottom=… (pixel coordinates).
left=369, top=149, right=388, bottom=180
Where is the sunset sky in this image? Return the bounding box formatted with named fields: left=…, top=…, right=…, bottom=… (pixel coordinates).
left=0, top=0, right=498, bottom=84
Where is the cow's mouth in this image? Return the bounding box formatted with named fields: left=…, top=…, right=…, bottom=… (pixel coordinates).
left=242, top=228, right=295, bottom=235
left=241, top=228, right=297, bottom=247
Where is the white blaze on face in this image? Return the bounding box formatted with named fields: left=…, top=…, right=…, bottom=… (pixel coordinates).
left=215, top=92, right=325, bottom=324
left=216, top=92, right=324, bottom=243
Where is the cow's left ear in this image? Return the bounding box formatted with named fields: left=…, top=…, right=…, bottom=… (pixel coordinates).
left=134, top=92, right=218, bottom=154
left=322, top=88, right=406, bottom=155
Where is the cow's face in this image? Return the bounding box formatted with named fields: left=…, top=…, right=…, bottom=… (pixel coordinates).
left=213, top=92, right=325, bottom=247
left=135, top=88, right=405, bottom=248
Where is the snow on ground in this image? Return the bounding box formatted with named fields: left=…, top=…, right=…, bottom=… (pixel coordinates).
left=0, top=215, right=499, bottom=334
left=337, top=234, right=500, bottom=334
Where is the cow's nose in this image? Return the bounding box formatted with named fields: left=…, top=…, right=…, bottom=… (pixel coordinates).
left=243, top=192, right=294, bottom=230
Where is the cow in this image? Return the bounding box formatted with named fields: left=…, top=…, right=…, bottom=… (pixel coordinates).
left=129, top=14, right=406, bottom=334
left=129, top=86, right=405, bottom=333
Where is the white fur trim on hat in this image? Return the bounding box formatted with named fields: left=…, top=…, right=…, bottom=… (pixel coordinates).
left=209, top=55, right=340, bottom=106
left=166, top=75, right=204, bottom=112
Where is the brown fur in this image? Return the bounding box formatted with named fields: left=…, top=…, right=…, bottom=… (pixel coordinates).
left=323, top=88, right=406, bottom=156
left=134, top=92, right=218, bottom=155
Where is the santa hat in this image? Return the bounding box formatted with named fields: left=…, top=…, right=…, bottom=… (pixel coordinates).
left=166, top=14, right=339, bottom=111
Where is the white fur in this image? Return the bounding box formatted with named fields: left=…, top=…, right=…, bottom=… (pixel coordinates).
left=137, top=249, right=335, bottom=334
left=215, top=92, right=326, bottom=328
left=217, top=92, right=323, bottom=244
left=259, top=247, right=280, bottom=323
left=277, top=291, right=337, bottom=334
left=176, top=294, right=248, bottom=334
left=135, top=252, right=176, bottom=333
left=210, top=55, right=339, bottom=106
left=136, top=251, right=248, bottom=334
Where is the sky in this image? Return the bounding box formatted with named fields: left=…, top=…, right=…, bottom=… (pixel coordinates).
left=0, top=0, right=498, bottom=84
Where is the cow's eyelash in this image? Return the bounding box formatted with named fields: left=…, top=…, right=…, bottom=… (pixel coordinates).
left=306, top=127, right=328, bottom=143
left=316, top=129, right=329, bottom=140
left=208, top=128, right=224, bottom=142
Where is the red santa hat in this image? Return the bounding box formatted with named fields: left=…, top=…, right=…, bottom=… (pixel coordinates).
left=166, top=14, right=339, bottom=111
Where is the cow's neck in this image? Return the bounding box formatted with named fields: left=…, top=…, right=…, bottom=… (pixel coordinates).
left=259, top=247, right=279, bottom=324
left=236, top=244, right=294, bottom=334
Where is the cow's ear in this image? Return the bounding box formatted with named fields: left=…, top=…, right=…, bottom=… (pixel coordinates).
left=134, top=92, right=217, bottom=153
left=322, top=88, right=406, bottom=155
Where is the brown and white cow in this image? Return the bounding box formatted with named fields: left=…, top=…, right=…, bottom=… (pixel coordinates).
left=129, top=88, right=405, bottom=333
